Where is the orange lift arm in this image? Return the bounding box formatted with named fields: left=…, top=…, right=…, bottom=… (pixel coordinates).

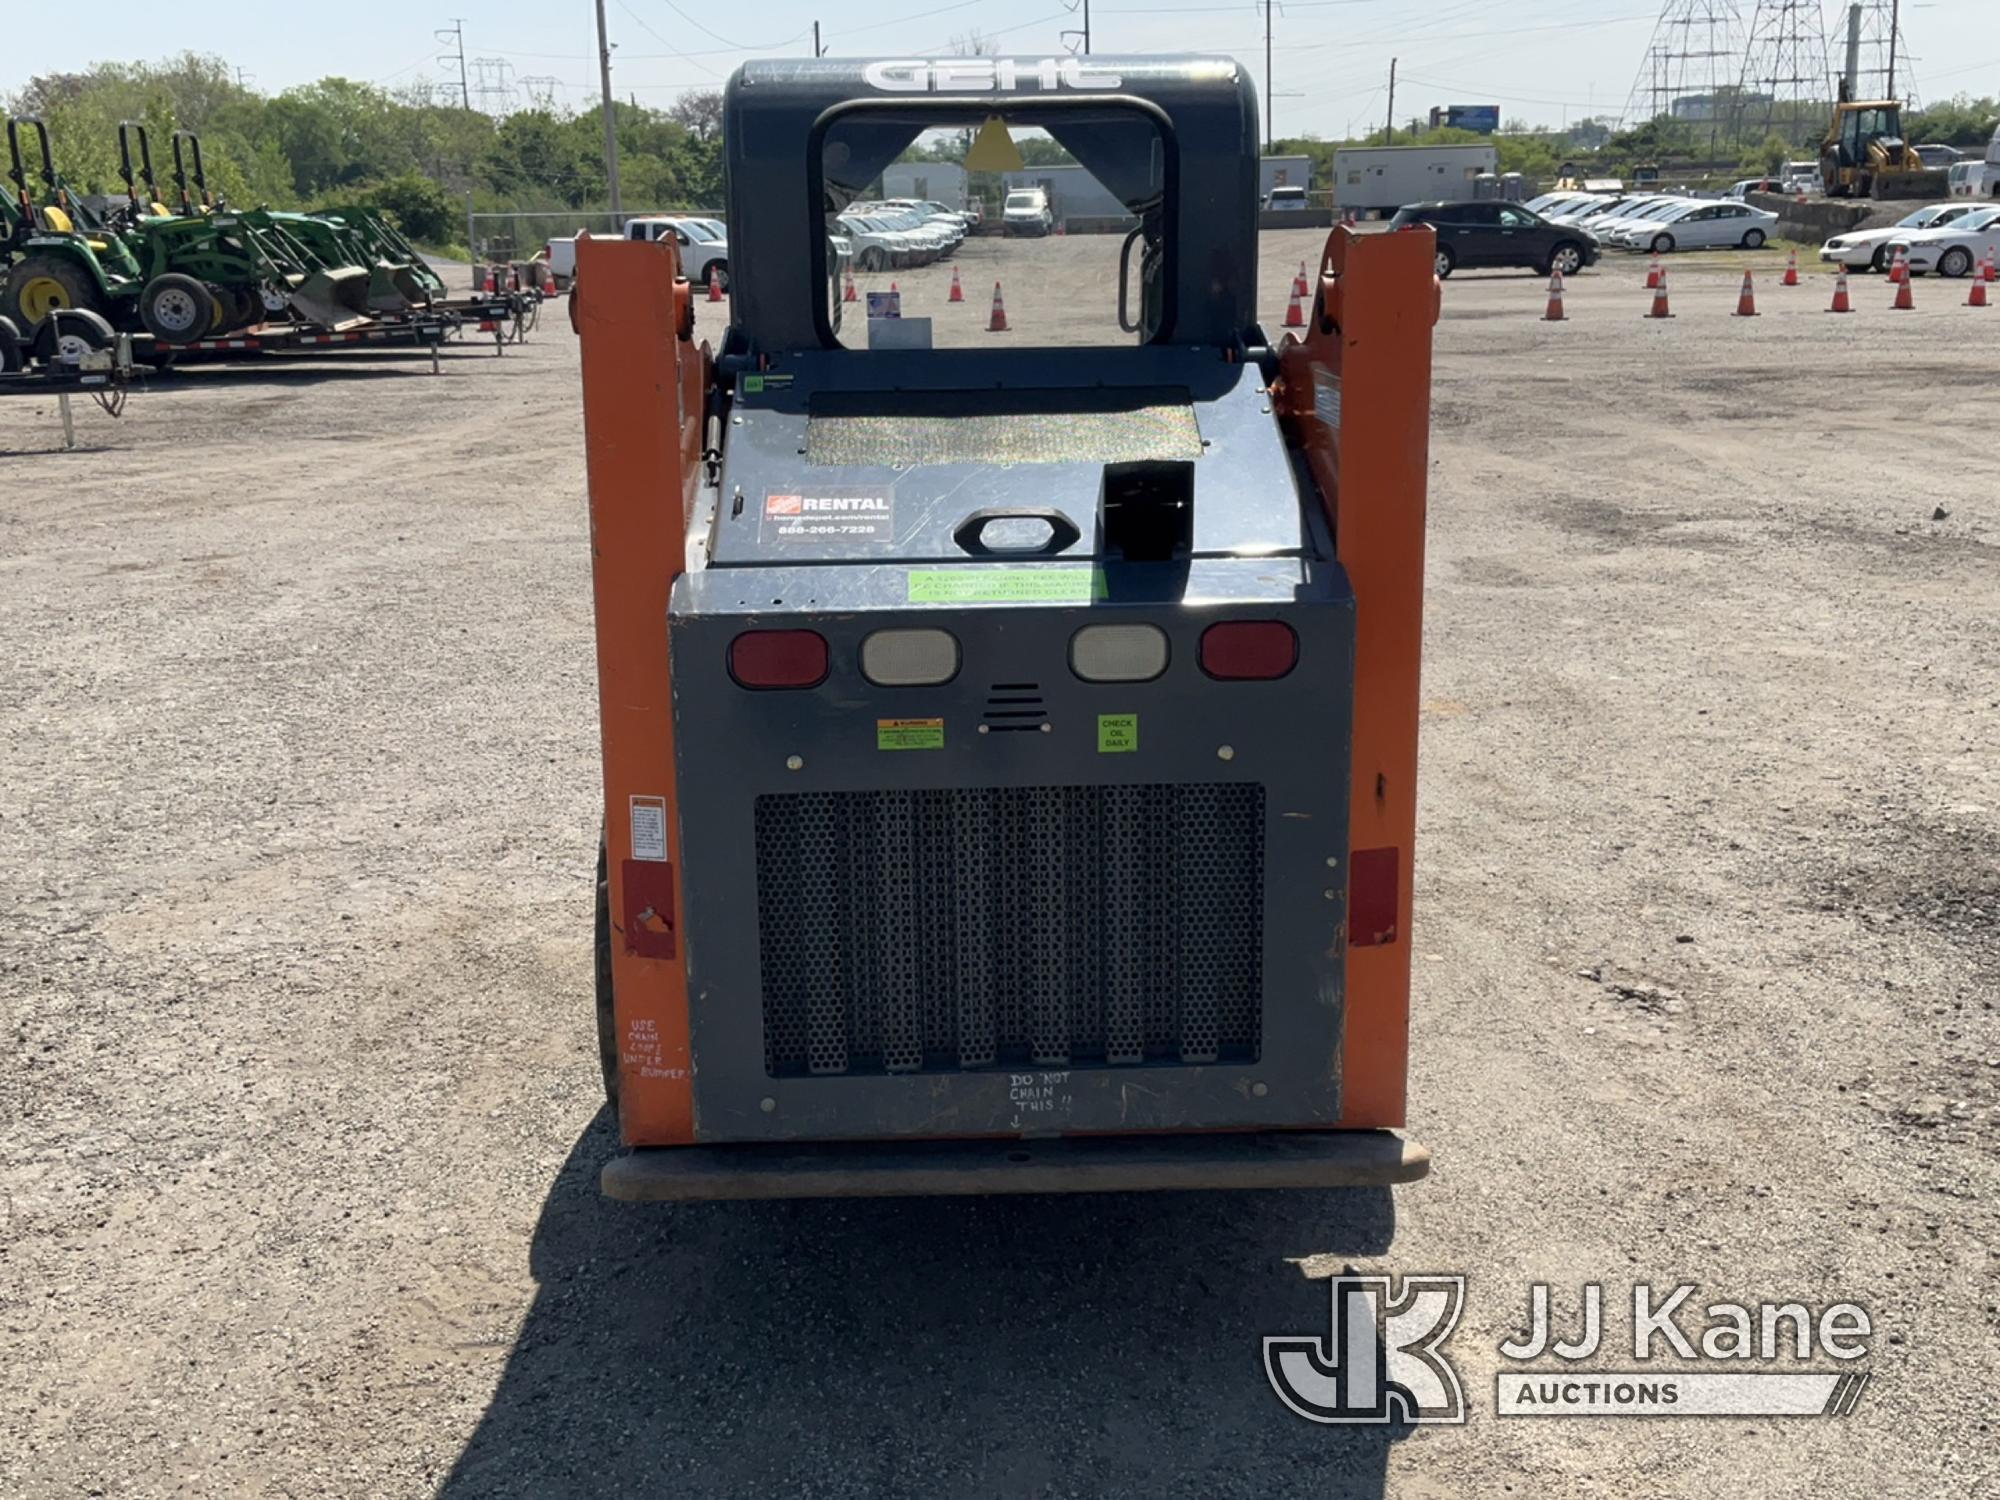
left=575, top=234, right=708, bottom=1146
left=1273, top=222, right=1441, bottom=1129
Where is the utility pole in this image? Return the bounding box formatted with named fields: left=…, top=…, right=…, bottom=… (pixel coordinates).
left=814, top=21, right=824, bottom=56
left=1263, top=0, right=1274, bottom=152
left=1062, top=1, right=1091, bottom=60
left=436, top=20, right=470, bottom=110
left=1385, top=57, right=1397, bottom=144
left=465, top=189, right=477, bottom=289
left=594, top=0, right=624, bottom=224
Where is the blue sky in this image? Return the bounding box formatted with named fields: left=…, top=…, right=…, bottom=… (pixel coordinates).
left=7, top=1, right=1997, bottom=139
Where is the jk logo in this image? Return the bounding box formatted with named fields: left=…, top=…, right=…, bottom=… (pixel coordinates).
left=1265, top=1275, right=1468, bottom=1425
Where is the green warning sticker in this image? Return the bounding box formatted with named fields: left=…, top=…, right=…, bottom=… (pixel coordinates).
left=877, top=717, right=945, bottom=751
left=1097, top=713, right=1139, bottom=753
left=742, top=375, right=765, bottom=393
left=907, top=569, right=1108, bottom=604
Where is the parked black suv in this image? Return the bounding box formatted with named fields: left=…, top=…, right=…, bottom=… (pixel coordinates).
left=1387, top=201, right=1601, bottom=279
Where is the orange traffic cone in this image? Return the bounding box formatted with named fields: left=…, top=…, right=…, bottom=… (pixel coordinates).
left=1781, top=248, right=1800, bottom=287
left=1284, top=284, right=1305, bottom=327
left=1968, top=271, right=1988, bottom=308
left=843, top=267, right=857, bottom=302
left=1983, top=253, right=1996, bottom=284
left=1827, top=265, right=1852, bottom=313
left=1734, top=268, right=1759, bottom=316
left=1543, top=267, right=1567, bottom=321
left=1644, top=253, right=1663, bottom=290
left=889, top=280, right=899, bottom=294
left=1293, top=261, right=1309, bottom=297
left=1645, top=268, right=1673, bottom=319
left=1892, top=267, right=1915, bottom=310
left=707, top=273, right=724, bottom=302
left=1889, top=248, right=1907, bottom=284
left=987, top=280, right=1009, bottom=332
left=948, top=264, right=963, bottom=302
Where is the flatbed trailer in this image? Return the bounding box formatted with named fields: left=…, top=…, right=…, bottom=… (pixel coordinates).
left=134, top=314, right=459, bottom=372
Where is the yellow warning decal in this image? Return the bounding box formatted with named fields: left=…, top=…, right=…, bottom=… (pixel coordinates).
left=877, top=717, right=945, bottom=750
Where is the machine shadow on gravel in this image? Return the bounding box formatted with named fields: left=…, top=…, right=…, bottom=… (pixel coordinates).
left=441, top=1113, right=1407, bottom=1498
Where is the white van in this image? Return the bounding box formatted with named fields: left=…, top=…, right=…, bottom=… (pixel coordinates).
left=1002, top=188, right=1052, bottom=237
left=1949, top=161, right=1994, bottom=198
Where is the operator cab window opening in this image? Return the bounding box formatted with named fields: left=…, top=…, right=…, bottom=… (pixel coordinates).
left=819, top=104, right=1171, bottom=351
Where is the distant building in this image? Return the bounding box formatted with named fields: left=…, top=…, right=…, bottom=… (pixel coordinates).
left=879, top=162, right=968, bottom=207
left=1260, top=153, right=1313, bottom=196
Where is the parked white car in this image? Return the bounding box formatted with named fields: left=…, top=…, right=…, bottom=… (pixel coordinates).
left=1819, top=203, right=1979, bottom=271
left=623, top=216, right=730, bottom=287
left=1002, top=188, right=1053, bottom=236
left=838, top=213, right=930, bottom=270
left=1613, top=200, right=1777, bottom=252
left=1580, top=197, right=1695, bottom=242
left=1525, top=191, right=1595, bottom=216
left=1885, top=204, right=2000, bottom=277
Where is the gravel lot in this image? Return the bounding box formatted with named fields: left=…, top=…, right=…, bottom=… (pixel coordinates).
left=3, top=228, right=1995, bottom=1498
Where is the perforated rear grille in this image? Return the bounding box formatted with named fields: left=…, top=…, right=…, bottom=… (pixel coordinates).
left=754, top=784, right=1264, bottom=1077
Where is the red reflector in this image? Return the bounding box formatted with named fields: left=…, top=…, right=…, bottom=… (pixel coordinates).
left=1349, top=846, right=1400, bottom=946
left=1199, top=620, right=1298, bottom=680
left=729, top=629, right=828, bottom=689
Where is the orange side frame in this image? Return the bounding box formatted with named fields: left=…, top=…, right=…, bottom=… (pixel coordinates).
left=1273, top=224, right=1440, bottom=1129
left=575, top=234, right=709, bottom=1146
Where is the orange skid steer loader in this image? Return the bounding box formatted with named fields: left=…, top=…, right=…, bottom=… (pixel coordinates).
left=574, top=56, right=1440, bottom=1200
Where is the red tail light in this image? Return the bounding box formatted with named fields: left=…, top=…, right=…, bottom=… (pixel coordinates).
left=729, top=630, right=828, bottom=688
left=1199, top=620, right=1297, bottom=680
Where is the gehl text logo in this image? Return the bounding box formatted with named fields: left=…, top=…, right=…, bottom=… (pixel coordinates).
left=1265, top=1275, right=1468, bottom=1425
left=862, top=59, right=1125, bottom=94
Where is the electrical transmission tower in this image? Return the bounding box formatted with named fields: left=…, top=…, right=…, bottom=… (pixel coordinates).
left=470, top=56, right=517, bottom=116
left=1624, top=0, right=1744, bottom=154
left=519, top=75, right=562, bottom=111
left=1738, top=0, right=1830, bottom=144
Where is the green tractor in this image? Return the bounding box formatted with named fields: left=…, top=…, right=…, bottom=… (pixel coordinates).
left=156, top=128, right=375, bottom=330
left=1, top=116, right=150, bottom=336
left=167, top=130, right=426, bottom=318
left=1, top=117, right=376, bottom=344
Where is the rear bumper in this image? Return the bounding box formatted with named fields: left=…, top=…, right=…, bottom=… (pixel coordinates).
left=601, top=1128, right=1429, bottom=1201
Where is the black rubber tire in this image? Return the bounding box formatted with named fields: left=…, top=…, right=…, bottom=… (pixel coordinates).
left=0, top=251, right=107, bottom=331
left=1546, top=241, right=1583, bottom=277
left=1651, top=233, right=1676, bottom=254
left=595, top=839, right=619, bottom=1113
left=139, top=273, right=218, bottom=345
left=1743, top=228, right=1766, bottom=249
left=861, top=247, right=885, bottom=272
left=1939, top=246, right=1973, bottom=278
left=220, top=284, right=261, bottom=331
left=1871, top=244, right=1890, bottom=273
left=0, top=315, right=21, bottom=373
left=1433, top=246, right=1455, bottom=279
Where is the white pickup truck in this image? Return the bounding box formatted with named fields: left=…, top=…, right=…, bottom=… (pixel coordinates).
left=623, top=217, right=730, bottom=289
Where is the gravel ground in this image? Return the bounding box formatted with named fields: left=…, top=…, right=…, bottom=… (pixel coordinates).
left=2, top=229, right=1995, bottom=1498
